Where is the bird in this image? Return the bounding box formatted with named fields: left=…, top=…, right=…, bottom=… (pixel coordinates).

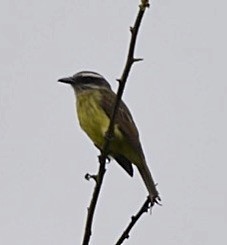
left=58, top=71, right=160, bottom=202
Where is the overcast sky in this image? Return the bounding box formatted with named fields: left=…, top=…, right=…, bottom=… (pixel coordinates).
left=0, top=0, right=226, bottom=244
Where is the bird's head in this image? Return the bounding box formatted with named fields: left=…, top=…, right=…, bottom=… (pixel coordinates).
left=58, top=71, right=111, bottom=92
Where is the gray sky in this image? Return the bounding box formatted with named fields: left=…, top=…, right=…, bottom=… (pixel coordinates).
left=0, top=0, right=226, bottom=244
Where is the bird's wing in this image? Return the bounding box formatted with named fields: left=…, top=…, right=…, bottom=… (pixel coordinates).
left=100, top=89, right=144, bottom=158
left=100, top=89, right=160, bottom=201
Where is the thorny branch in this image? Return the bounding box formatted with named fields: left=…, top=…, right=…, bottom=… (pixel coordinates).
left=115, top=197, right=153, bottom=245
left=82, top=1, right=151, bottom=244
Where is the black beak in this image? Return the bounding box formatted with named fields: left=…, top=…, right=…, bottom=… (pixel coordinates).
left=58, top=77, right=74, bottom=84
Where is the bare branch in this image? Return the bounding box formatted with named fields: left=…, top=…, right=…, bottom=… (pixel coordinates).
left=81, top=1, right=151, bottom=244
left=82, top=158, right=106, bottom=245
left=115, top=197, right=153, bottom=245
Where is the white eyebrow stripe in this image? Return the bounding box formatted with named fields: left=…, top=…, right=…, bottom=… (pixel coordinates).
left=80, top=72, right=103, bottom=79
left=83, top=84, right=106, bottom=89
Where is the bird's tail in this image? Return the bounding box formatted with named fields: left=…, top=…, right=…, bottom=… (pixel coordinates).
left=137, top=161, right=160, bottom=203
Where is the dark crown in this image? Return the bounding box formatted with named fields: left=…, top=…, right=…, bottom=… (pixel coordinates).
left=72, top=71, right=111, bottom=89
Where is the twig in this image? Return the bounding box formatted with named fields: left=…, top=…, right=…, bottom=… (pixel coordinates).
left=82, top=157, right=106, bottom=245
left=81, top=1, right=150, bottom=244
left=115, top=197, right=152, bottom=245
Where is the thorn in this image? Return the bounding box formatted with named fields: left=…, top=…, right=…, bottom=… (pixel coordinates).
left=130, top=26, right=134, bottom=33
left=85, top=173, right=98, bottom=182
left=85, top=173, right=90, bottom=180
left=131, top=215, right=136, bottom=221
left=133, top=57, right=143, bottom=62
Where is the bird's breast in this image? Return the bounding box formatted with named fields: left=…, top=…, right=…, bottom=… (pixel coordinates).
left=76, top=90, right=110, bottom=147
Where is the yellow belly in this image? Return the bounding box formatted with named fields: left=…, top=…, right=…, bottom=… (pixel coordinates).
left=76, top=90, right=111, bottom=148
left=76, top=90, right=141, bottom=164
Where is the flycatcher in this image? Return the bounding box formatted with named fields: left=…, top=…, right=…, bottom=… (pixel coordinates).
left=58, top=71, right=160, bottom=202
